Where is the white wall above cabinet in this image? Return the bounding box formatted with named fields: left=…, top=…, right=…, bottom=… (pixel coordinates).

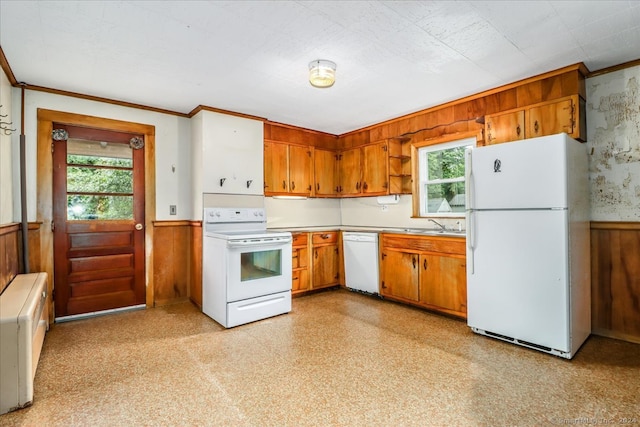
left=192, top=110, right=264, bottom=198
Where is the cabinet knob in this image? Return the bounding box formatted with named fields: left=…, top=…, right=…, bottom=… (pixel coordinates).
left=282, top=180, right=286, bottom=189
left=423, top=259, right=427, bottom=270
left=316, top=183, right=320, bottom=191
left=291, top=181, right=296, bottom=190
left=534, top=120, right=539, bottom=134
left=412, top=257, right=416, bottom=268
left=516, top=125, right=521, bottom=136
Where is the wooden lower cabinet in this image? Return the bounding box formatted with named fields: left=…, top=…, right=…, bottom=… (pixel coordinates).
left=380, top=234, right=467, bottom=318
left=380, top=250, right=419, bottom=302
left=291, top=232, right=310, bottom=294
left=311, top=231, right=341, bottom=290
left=419, top=253, right=466, bottom=315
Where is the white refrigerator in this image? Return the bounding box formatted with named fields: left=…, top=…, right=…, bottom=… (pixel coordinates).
left=465, top=133, right=591, bottom=359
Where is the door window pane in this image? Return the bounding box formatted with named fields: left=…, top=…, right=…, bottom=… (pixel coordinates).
left=67, top=195, right=133, bottom=220
left=240, top=249, right=282, bottom=281
left=66, top=139, right=134, bottom=220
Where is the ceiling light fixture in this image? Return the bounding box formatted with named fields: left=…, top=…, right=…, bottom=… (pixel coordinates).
left=309, top=59, right=336, bottom=88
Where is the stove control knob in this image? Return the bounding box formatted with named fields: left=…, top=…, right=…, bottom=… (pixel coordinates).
left=258, top=211, right=264, bottom=217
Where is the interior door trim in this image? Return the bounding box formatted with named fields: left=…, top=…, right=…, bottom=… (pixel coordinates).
left=36, top=108, right=156, bottom=321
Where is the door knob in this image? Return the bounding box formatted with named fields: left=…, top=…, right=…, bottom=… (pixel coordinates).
left=135, top=223, right=143, bottom=231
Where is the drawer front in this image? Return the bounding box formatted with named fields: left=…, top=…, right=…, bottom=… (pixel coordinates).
left=381, top=234, right=465, bottom=255
left=292, top=269, right=309, bottom=292
left=292, top=248, right=308, bottom=269
left=292, top=232, right=307, bottom=247
left=312, top=231, right=339, bottom=245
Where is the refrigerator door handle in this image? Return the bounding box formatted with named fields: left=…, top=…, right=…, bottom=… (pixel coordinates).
left=467, top=210, right=475, bottom=275
left=465, top=147, right=474, bottom=210
left=465, top=147, right=475, bottom=275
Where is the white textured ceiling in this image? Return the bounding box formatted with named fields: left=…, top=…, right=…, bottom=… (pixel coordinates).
left=1, top=1, right=639, bottom=135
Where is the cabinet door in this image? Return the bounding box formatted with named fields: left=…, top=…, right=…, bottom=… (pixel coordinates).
left=485, top=110, right=525, bottom=145
left=314, top=149, right=339, bottom=196
left=339, top=147, right=362, bottom=196
left=264, top=142, right=289, bottom=194
left=527, top=98, right=575, bottom=139
left=380, top=250, right=419, bottom=302
left=362, top=142, right=389, bottom=195
left=288, top=145, right=313, bottom=195
left=312, top=245, right=340, bottom=289
left=419, top=254, right=466, bottom=314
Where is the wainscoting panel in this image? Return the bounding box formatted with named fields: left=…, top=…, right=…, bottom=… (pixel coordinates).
left=152, top=221, right=192, bottom=306
left=591, top=222, right=640, bottom=343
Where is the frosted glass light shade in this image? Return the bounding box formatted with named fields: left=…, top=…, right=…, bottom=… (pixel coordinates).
left=309, top=60, right=336, bottom=88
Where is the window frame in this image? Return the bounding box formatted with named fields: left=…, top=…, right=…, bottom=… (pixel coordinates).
left=411, top=131, right=480, bottom=218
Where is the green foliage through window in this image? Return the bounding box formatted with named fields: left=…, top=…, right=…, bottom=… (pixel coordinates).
left=418, top=137, right=474, bottom=216
left=66, top=154, right=134, bottom=220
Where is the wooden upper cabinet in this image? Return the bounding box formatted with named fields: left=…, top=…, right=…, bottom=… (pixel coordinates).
left=338, top=141, right=389, bottom=196
left=362, top=141, right=389, bottom=195
left=527, top=96, right=577, bottom=139
left=264, top=141, right=312, bottom=196
left=339, top=147, right=362, bottom=196
left=314, top=148, right=339, bottom=197
left=485, top=110, right=525, bottom=145
left=484, top=95, right=584, bottom=145
left=264, top=141, right=288, bottom=193
left=288, top=145, right=313, bottom=195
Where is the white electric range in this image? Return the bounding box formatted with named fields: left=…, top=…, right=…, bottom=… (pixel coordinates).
left=202, top=207, right=292, bottom=328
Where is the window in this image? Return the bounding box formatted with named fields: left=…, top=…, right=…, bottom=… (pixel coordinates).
left=66, top=138, right=134, bottom=220
left=414, top=135, right=476, bottom=217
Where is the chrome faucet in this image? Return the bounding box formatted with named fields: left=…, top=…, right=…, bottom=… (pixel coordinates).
left=428, top=218, right=447, bottom=232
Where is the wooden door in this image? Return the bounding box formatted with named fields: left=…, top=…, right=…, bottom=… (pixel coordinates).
left=362, top=142, right=389, bottom=195
left=264, top=141, right=289, bottom=194
left=52, top=124, right=145, bottom=318
left=288, top=145, right=312, bottom=195
left=312, top=245, right=340, bottom=289
left=314, top=148, right=338, bottom=196
left=527, top=97, right=575, bottom=139
left=380, top=250, right=419, bottom=302
left=419, top=254, right=467, bottom=314
left=485, top=110, right=525, bottom=145
left=339, top=147, right=362, bottom=196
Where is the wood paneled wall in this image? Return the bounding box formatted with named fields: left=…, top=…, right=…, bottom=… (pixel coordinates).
left=590, top=222, right=640, bottom=344
left=339, top=64, right=587, bottom=148
left=190, top=222, right=202, bottom=308
left=152, top=221, right=192, bottom=306
left=265, top=121, right=338, bottom=150
left=0, top=223, right=20, bottom=293
left=0, top=222, right=42, bottom=294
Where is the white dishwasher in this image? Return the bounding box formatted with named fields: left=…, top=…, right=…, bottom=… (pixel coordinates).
left=342, top=232, right=379, bottom=294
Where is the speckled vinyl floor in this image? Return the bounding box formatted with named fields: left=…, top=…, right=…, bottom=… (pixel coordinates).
left=2, top=289, right=639, bottom=426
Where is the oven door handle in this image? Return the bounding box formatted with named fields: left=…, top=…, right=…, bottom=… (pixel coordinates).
left=227, top=237, right=292, bottom=248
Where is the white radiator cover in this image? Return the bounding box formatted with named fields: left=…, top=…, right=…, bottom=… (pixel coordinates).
left=0, top=273, right=49, bottom=414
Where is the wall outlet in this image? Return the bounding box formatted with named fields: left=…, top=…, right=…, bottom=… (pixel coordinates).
left=381, top=205, right=389, bottom=212
left=169, top=205, right=177, bottom=215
